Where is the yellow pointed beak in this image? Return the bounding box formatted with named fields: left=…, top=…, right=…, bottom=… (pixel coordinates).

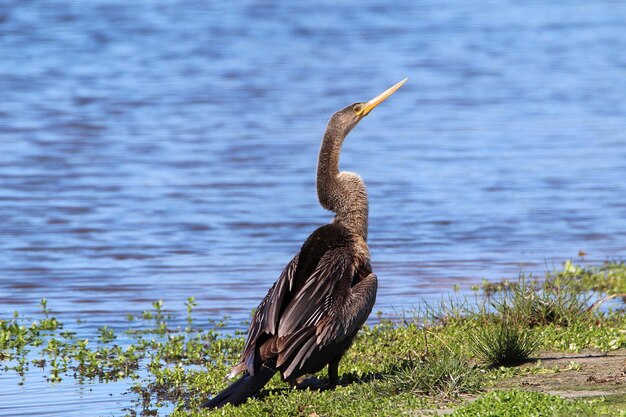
left=356, top=78, right=407, bottom=117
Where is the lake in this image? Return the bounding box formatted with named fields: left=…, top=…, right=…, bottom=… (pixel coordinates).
left=0, top=1, right=625, bottom=415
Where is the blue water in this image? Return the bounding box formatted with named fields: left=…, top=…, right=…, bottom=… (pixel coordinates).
left=1, top=1, right=625, bottom=415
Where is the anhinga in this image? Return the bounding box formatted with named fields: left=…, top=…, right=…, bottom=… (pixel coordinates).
left=204, top=79, right=407, bottom=408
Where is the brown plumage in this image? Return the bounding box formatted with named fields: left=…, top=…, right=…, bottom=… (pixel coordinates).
left=204, top=79, right=406, bottom=409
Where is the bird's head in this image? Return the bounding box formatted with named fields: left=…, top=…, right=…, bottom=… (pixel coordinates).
left=328, top=78, right=407, bottom=136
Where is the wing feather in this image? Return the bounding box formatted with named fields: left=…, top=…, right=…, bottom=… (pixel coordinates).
left=285, top=337, right=317, bottom=377
left=277, top=248, right=352, bottom=338
left=316, top=272, right=378, bottom=346
left=276, top=327, right=314, bottom=367
left=264, top=253, right=299, bottom=334
left=240, top=253, right=299, bottom=373
left=281, top=270, right=377, bottom=379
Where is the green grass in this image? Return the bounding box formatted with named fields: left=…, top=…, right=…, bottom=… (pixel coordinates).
left=482, top=260, right=626, bottom=302
left=553, top=261, right=626, bottom=296
left=1, top=263, right=625, bottom=416
left=382, top=350, right=483, bottom=397
left=469, top=315, right=540, bottom=367
left=490, top=274, right=593, bottom=327
left=451, top=389, right=626, bottom=417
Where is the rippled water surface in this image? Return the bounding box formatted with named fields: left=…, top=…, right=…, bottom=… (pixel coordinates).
left=1, top=0, right=625, bottom=415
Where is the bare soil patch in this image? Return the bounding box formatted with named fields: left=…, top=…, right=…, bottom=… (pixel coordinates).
left=495, top=349, right=626, bottom=397
left=412, top=350, right=626, bottom=416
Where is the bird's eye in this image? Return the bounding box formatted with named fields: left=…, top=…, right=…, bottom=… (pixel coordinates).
left=353, top=104, right=362, bottom=114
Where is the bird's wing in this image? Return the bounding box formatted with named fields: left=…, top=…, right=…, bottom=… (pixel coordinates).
left=273, top=247, right=362, bottom=377
left=262, top=253, right=300, bottom=335
left=276, top=247, right=353, bottom=338
left=315, top=270, right=377, bottom=347
left=241, top=237, right=373, bottom=380
left=240, top=253, right=299, bottom=373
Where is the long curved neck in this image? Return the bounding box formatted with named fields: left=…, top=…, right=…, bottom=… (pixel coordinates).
left=316, top=123, right=369, bottom=240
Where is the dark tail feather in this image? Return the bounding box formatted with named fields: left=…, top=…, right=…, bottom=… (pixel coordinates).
left=203, top=363, right=276, bottom=409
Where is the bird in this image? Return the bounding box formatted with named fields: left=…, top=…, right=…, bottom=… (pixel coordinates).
left=204, top=79, right=407, bottom=409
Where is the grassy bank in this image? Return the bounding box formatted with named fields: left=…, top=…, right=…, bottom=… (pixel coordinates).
left=1, top=262, right=625, bottom=416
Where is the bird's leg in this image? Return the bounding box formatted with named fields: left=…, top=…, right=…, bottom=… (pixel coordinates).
left=288, top=376, right=307, bottom=389
left=328, top=357, right=340, bottom=389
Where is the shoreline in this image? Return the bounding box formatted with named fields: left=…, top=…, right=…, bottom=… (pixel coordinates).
left=1, top=262, right=625, bottom=416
